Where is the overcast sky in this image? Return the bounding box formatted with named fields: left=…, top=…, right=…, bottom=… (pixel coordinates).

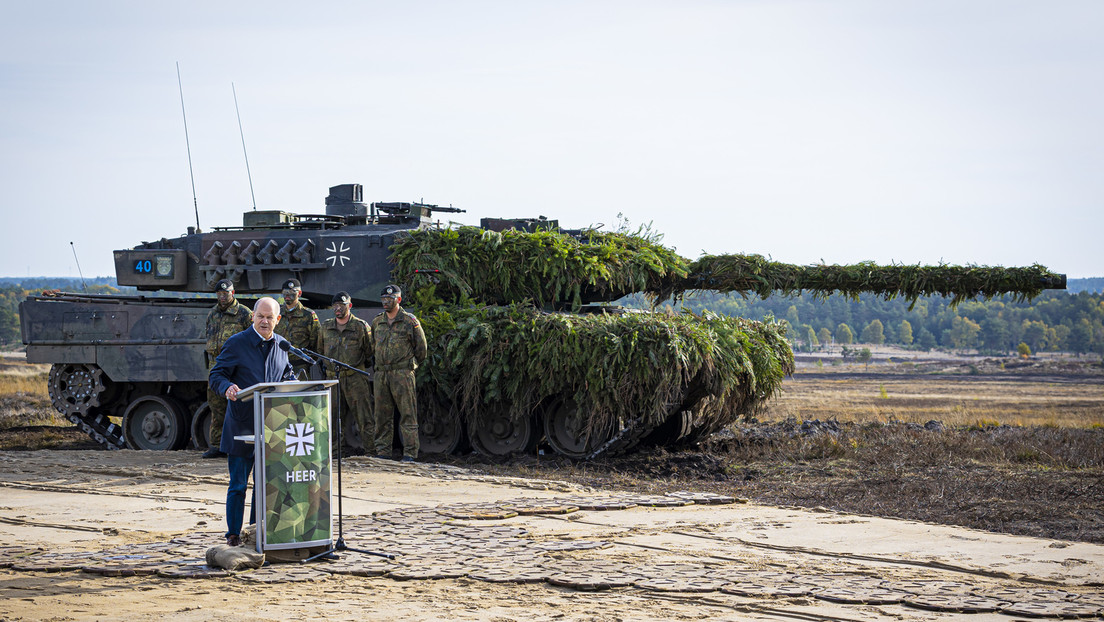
left=2, top=1, right=1101, bottom=281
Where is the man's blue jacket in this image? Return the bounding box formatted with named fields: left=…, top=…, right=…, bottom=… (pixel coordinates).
left=209, top=326, right=297, bottom=456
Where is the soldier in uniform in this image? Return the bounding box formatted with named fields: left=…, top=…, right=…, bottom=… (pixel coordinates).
left=273, top=278, right=321, bottom=378
left=203, top=278, right=253, bottom=458
left=319, top=291, right=374, bottom=455
left=371, top=284, right=427, bottom=462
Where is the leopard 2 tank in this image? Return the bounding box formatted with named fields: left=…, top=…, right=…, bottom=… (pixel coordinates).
left=21, top=183, right=1066, bottom=457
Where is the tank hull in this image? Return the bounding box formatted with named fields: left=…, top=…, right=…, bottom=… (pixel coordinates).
left=21, top=293, right=792, bottom=457
left=22, top=294, right=210, bottom=450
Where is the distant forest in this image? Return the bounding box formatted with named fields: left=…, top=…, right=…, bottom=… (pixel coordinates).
left=3, top=277, right=1103, bottom=356
left=1068, top=277, right=1104, bottom=295
left=625, top=287, right=1104, bottom=356
left=630, top=275, right=1104, bottom=357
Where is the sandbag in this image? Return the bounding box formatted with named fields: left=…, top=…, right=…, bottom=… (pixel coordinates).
left=205, top=544, right=264, bottom=571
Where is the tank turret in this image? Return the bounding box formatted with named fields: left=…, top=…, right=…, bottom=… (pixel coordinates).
left=112, top=183, right=462, bottom=306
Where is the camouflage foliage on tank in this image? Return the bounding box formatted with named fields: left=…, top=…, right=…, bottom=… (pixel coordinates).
left=414, top=300, right=794, bottom=444
left=665, top=255, right=1068, bottom=308
left=392, top=224, right=1064, bottom=457
left=389, top=226, right=687, bottom=309
left=392, top=227, right=1065, bottom=310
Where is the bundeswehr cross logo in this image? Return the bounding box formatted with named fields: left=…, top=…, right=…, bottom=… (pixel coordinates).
left=285, top=422, right=315, bottom=457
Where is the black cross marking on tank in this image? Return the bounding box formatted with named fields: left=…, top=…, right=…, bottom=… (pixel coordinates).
left=325, top=241, right=351, bottom=267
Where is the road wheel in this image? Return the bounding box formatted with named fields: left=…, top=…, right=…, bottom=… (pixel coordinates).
left=543, top=398, right=614, bottom=459
left=190, top=402, right=212, bottom=449
left=470, top=407, right=540, bottom=457
left=419, top=393, right=467, bottom=455
left=123, top=395, right=188, bottom=450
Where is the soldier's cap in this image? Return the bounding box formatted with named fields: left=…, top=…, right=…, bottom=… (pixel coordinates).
left=215, top=279, right=235, bottom=292
left=381, top=284, right=401, bottom=298
left=281, top=278, right=302, bottom=291
left=332, top=291, right=352, bottom=305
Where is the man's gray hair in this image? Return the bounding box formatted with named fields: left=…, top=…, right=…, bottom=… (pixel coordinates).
left=254, top=296, right=280, bottom=314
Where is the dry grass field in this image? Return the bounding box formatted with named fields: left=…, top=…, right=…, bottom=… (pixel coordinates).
left=0, top=358, right=55, bottom=426
left=765, top=373, right=1104, bottom=428
left=0, top=356, right=95, bottom=449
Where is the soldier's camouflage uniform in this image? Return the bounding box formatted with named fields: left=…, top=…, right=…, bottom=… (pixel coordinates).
left=371, top=306, right=427, bottom=459
left=275, top=301, right=322, bottom=379
left=205, top=300, right=253, bottom=447
left=320, top=314, right=374, bottom=451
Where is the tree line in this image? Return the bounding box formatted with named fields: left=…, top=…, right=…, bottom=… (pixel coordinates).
left=628, top=285, right=1104, bottom=357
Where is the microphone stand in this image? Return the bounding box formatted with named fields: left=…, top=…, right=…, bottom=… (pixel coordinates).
left=290, top=348, right=393, bottom=563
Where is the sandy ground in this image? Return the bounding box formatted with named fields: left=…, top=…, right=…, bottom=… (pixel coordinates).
left=2, top=450, right=1103, bottom=622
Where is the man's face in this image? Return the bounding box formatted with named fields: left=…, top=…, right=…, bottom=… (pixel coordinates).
left=282, top=288, right=300, bottom=308
left=382, top=295, right=399, bottom=312
left=254, top=300, right=280, bottom=339
left=216, top=289, right=234, bottom=306
left=332, top=302, right=350, bottom=321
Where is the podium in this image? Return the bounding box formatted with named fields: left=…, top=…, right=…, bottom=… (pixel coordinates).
left=237, top=380, right=338, bottom=553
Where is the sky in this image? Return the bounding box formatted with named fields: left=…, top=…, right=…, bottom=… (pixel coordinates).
left=1, top=1, right=1101, bottom=281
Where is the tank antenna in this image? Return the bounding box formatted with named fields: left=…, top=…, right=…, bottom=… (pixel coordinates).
left=176, top=62, right=201, bottom=232
left=69, top=242, right=87, bottom=291
left=232, top=83, right=257, bottom=211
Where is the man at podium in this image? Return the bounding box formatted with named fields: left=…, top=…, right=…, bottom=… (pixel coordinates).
left=209, top=296, right=297, bottom=547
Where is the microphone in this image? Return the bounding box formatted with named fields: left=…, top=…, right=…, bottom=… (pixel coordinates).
left=278, top=340, right=317, bottom=365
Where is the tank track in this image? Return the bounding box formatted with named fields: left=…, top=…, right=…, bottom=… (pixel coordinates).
left=66, top=411, right=125, bottom=450
left=586, top=415, right=659, bottom=459
left=586, top=396, right=701, bottom=459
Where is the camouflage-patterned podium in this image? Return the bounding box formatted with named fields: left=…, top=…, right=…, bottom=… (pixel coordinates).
left=238, top=380, right=339, bottom=553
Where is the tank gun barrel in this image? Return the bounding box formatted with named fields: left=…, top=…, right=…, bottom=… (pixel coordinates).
left=668, top=255, right=1067, bottom=307
left=393, top=227, right=1067, bottom=309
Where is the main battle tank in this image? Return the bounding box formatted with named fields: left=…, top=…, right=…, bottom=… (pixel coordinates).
left=20, top=183, right=1066, bottom=457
